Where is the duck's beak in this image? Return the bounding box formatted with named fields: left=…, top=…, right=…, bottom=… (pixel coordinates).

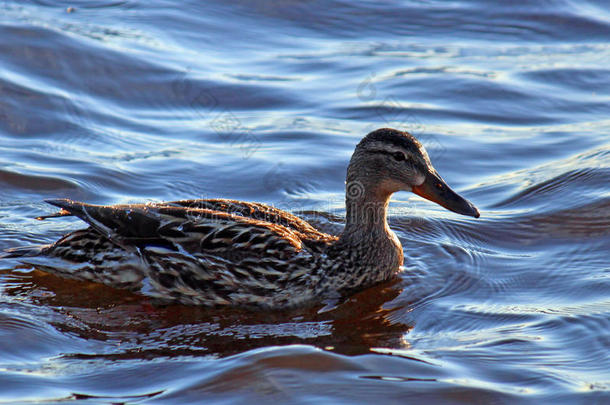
left=412, top=170, right=480, bottom=218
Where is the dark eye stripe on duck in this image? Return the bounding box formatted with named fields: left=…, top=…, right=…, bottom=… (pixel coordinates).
left=368, top=149, right=407, bottom=161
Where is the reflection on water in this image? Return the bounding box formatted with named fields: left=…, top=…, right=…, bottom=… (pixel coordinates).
left=0, top=0, right=609, bottom=403
left=2, top=270, right=408, bottom=357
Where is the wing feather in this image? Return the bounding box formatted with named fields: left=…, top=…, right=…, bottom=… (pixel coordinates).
left=44, top=199, right=309, bottom=260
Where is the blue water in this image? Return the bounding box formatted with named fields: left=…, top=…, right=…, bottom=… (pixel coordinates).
left=0, top=1, right=609, bottom=403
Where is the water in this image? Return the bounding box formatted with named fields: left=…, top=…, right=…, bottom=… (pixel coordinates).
left=0, top=0, right=609, bottom=403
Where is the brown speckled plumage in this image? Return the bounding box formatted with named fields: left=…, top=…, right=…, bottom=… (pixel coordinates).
left=2, top=129, right=480, bottom=308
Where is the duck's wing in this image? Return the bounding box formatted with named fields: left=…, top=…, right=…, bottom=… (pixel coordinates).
left=39, top=198, right=330, bottom=240
left=163, top=199, right=329, bottom=240
left=42, top=199, right=316, bottom=260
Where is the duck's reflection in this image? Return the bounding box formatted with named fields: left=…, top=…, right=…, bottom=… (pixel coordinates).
left=2, top=269, right=413, bottom=358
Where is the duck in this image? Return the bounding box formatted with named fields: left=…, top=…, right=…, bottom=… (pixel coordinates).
left=2, top=128, right=479, bottom=308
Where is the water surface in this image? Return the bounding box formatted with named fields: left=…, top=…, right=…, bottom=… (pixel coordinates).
left=0, top=0, right=609, bottom=403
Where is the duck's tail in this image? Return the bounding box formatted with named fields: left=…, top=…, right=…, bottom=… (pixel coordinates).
left=1, top=245, right=47, bottom=259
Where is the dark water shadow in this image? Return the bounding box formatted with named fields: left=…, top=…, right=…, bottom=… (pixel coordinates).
left=2, top=268, right=411, bottom=359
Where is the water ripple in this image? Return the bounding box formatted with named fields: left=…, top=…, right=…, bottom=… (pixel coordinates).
left=0, top=0, right=609, bottom=403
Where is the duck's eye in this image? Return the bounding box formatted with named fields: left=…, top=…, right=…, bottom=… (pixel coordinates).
left=392, top=152, right=405, bottom=161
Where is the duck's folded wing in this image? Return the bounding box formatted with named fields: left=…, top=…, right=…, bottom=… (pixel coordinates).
left=41, top=198, right=330, bottom=240
left=44, top=199, right=305, bottom=259
left=165, top=199, right=327, bottom=238
left=45, top=199, right=168, bottom=241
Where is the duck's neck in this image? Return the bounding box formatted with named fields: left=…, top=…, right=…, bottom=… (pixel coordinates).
left=338, top=180, right=403, bottom=268
left=330, top=183, right=403, bottom=289
left=342, top=189, right=391, bottom=238
left=340, top=154, right=398, bottom=244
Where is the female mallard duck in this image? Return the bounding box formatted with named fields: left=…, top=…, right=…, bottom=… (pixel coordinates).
left=3, top=128, right=479, bottom=308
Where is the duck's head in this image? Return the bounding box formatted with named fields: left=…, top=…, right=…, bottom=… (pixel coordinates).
left=347, top=128, right=480, bottom=218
